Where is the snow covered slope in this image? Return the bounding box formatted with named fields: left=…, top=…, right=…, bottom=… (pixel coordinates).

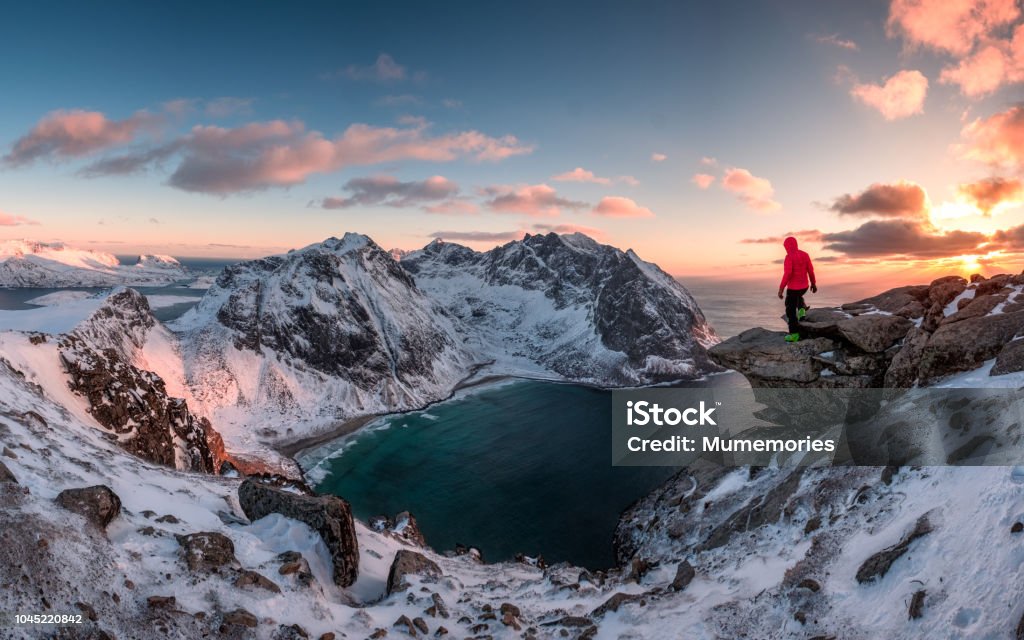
left=402, top=233, right=719, bottom=384
left=0, top=240, right=186, bottom=286
left=171, top=234, right=474, bottom=443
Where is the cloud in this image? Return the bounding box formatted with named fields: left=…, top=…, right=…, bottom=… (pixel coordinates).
left=990, top=222, right=1024, bottom=248
left=618, top=175, right=640, bottom=186
left=958, top=105, right=1024, bottom=172
left=335, top=53, right=411, bottom=82
left=700, top=156, right=717, bottom=166
left=441, top=99, right=463, bottom=109
left=939, top=41, right=1024, bottom=97
left=483, top=184, right=587, bottom=217
left=532, top=223, right=606, bottom=239
left=741, top=229, right=825, bottom=244
left=0, top=211, right=39, bottom=226
left=850, top=70, right=929, bottom=120
left=815, top=33, right=860, bottom=51
left=77, top=143, right=181, bottom=177
left=428, top=229, right=525, bottom=242
left=956, top=176, right=1024, bottom=213
left=592, top=196, right=655, bottom=218
left=692, top=173, right=715, bottom=189
left=830, top=180, right=930, bottom=218
left=552, top=167, right=612, bottom=185
left=423, top=199, right=480, bottom=215
left=315, top=175, right=459, bottom=209
left=166, top=119, right=532, bottom=194
left=148, top=217, right=161, bottom=224
left=651, top=153, right=667, bottom=162
left=3, top=110, right=159, bottom=166
left=721, top=168, right=781, bottom=212
left=887, top=0, right=1019, bottom=57
left=822, top=219, right=987, bottom=257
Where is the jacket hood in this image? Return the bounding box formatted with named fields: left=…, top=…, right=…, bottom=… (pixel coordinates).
left=783, top=237, right=798, bottom=253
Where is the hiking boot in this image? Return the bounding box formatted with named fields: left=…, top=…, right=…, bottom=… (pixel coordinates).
left=784, top=333, right=800, bottom=343
left=797, top=307, right=808, bottom=320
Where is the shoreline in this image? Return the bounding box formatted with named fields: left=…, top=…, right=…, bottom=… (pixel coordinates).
left=276, top=366, right=743, bottom=464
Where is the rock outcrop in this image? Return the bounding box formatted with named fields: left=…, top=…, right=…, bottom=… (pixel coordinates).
left=237, top=480, right=359, bottom=587
left=59, top=289, right=223, bottom=473
left=386, top=549, right=441, bottom=595
left=710, top=273, right=1024, bottom=388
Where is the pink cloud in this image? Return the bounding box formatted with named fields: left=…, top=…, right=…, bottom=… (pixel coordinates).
left=850, top=70, right=929, bottom=120
left=423, top=199, right=480, bottom=215
left=335, top=53, right=411, bottom=82
left=551, top=167, right=612, bottom=185
left=483, top=184, right=587, bottom=217
left=958, top=105, right=1024, bottom=171
left=168, top=119, right=533, bottom=194
left=887, top=0, right=1019, bottom=56
left=4, top=110, right=158, bottom=165
left=592, top=196, right=655, bottom=218
left=721, top=168, right=781, bottom=213
left=692, top=173, right=715, bottom=189
left=651, top=152, right=668, bottom=162
left=0, top=211, right=38, bottom=226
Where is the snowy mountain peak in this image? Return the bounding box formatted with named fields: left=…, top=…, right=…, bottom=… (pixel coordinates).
left=0, top=240, right=186, bottom=287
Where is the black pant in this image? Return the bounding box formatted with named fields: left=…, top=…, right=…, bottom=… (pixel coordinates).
left=785, top=288, right=808, bottom=334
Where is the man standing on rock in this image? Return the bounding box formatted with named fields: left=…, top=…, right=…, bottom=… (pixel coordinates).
left=777, top=236, right=817, bottom=342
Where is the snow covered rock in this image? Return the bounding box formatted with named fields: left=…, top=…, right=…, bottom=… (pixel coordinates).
left=176, top=531, right=237, bottom=573
left=386, top=549, right=441, bottom=594
left=58, top=289, right=224, bottom=472
left=54, top=485, right=122, bottom=530
left=0, top=240, right=186, bottom=287
left=402, top=232, right=719, bottom=385
left=238, top=479, right=360, bottom=587
left=173, top=233, right=473, bottom=439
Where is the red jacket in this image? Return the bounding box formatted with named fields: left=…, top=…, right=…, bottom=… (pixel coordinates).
left=779, top=237, right=815, bottom=291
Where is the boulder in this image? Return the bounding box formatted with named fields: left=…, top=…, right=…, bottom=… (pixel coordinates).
left=234, top=570, right=281, bottom=593
left=238, top=480, right=359, bottom=587
left=834, top=315, right=912, bottom=353
left=386, top=549, right=441, bottom=595
left=883, top=326, right=930, bottom=388
left=940, top=293, right=1006, bottom=325
left=842, top=285, right=929, bottom=314
left=176, top=531, right=236, bottom=572
left=855, top=514, right=932, bottom=583
left=928, top=276, right=967, bottom=307
left=0, top=461, right=16, bottom=484
left=918, top=311, right=1024, bottom=382
left=708, top=328, right=836, bottom=385
left=54, top=485, right=121, bottom=530
left=992, top=338, right=1024, bottom=376
left=671, top=560, right=695, bottom=591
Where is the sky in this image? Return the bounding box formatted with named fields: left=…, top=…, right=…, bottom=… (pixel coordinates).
left=1, top=0, right=1024, bottom=284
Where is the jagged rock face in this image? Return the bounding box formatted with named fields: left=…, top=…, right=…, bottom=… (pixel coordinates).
left=174, top=234, right=473, bottom=429
left=59, top=289, right=222, bottom=473
left=402, top=233, right=719, bottom=384
left=711, top=273, right=1024, bottom=388
left=237, top=480, right=359, bottom=587
left=208, top=235, right=463, bottom=381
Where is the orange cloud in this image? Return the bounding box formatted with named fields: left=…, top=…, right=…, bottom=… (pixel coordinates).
left=830, top=180, right=930, bottom=218
left=651, top=153, right=667, bottom=162
left=4, top=110, right=158, bottom=165
left=958, top=105, right=1024, bottom=171
left=691, top=173, right=715, bottom=189
left=815, top=33, right=860, bottom=51
left=721, top=168, right=781, bottom=212
left=850, top=70, right=928, bottom=120
left=483, top=184, right=586, bottom=217
left=552, top=167, right=612, bottom=185
left=592, top=196, right=654, bottom=218
left=887, top=0, right=1019, bottom=57
left=956, top=177, right=1024, bottom=213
